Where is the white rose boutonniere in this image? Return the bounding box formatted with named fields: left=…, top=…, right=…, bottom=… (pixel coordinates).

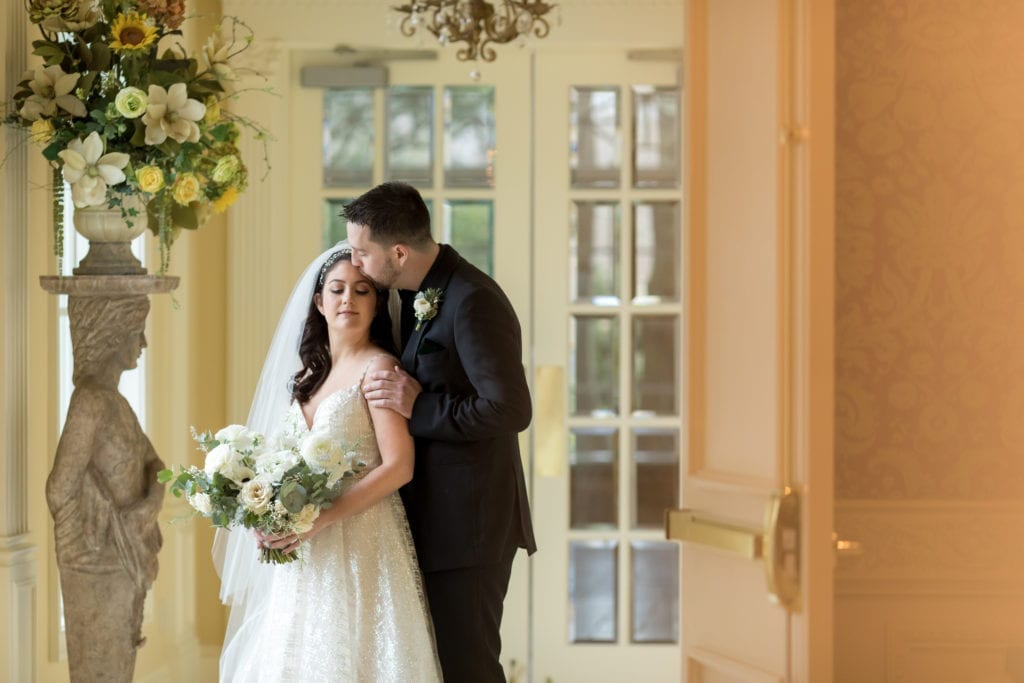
left=413, top=288, right=444, bottom=331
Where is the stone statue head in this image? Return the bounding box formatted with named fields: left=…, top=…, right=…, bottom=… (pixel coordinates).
left=68, top=296, right=150, bottom=385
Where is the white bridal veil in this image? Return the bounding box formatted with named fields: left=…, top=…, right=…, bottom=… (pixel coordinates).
left=212, top=240, right=351, bottom=675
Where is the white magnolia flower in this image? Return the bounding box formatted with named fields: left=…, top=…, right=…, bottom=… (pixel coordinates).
left=18, top=65, right=86, bottom=120
left=291, top=504, right=320, bottom=535
left=57, top=132, right=129, bottom=208
left=142, top=83, right=206, bottom=145
left=215, top=424, right=256, bottom=451
left=238, top=475, right=275, bottom=515
left=202, top=33, right=237, bottom=84
left=188, top=492, right=213, bottom=515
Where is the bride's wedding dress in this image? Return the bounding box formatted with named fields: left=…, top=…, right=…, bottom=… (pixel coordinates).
left=221, top=367, right=442, bottom=682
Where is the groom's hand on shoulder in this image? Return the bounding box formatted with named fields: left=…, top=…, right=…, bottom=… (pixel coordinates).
left=362, top=365, right=422, bottom=419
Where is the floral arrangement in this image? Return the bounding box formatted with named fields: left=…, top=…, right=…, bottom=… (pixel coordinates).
left=413, top=287, right=443, bottom=330
left=158, top=423, right=362, bottom=564
left=3, top=0, right=269, bottom=273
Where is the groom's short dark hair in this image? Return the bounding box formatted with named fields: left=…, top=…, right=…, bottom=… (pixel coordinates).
left=342, top=182, right=433, bottom=249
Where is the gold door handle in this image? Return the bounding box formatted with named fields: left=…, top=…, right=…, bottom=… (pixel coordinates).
left=763, top=487, right=800, bottom=611
left=665, top=487, right=801, bottom=613
left=664, top=509, right=764, bottom=560
left=832, top=532, right=864, bottom=557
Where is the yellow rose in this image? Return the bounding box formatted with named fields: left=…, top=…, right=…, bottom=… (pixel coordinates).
left=204, top=96, right=221, bottom=125
left=171, top=172, right=202, bottom=206
left=212, top=186, right=239, bottom=213
left=135, top=165, right=165, bottom=193
left=29, top=118, right=55, bottom=145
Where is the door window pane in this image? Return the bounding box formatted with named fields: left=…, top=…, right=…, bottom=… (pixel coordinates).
left=630, top=541, right=679, bottom=643
left=571, top=316, right=619, bottom=416
left=570, top=428, right=618, bottom=529
left=633, top=202, right=680, bottom=303
left=444, top=86, right=495, bottom=187
left=570, top=87, right=620, bottom=188
left=322, top=198, right=351, bottom=247
left=633, top=86, right=680, bottom=189
left=387, top=86, right=434, bottom=187
left=444, top=199, right=493, bottom=275
left=569, top=540, right=618, bottom=643
left=632, top=429, right=679, bottom=528
left=323, top=89, right=374, bottom=187
left=632, top=316, right=677, bottom=416
left=571, top=201, right=620, bottom=304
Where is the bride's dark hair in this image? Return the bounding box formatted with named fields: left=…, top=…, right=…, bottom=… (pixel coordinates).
left=290, top=250, right=396, bottom=405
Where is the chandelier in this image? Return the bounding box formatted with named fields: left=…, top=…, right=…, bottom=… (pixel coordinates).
left=392, top=0, right=558, bottom=62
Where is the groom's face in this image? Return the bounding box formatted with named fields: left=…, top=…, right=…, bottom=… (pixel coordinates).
left=347, top=222, right=401, bottom=288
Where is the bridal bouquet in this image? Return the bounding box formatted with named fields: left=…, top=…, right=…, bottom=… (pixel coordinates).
left=158, top=423, right=362, bottom=563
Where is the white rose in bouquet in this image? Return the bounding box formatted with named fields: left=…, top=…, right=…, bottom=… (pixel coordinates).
left=238, top=475, right=275, bottom=515
left=203, top=442, right=232, bottom=476
left=300, top=432, right=340, bottom=472
left=300, top=432, right=354, bottom=486
left=291, top=504, right=320, bottom=534
left=254, top=448, right=300, bottom=481
left=215, top=424, right=257, bottom=451
left=207, top=444, right=256, bottom=487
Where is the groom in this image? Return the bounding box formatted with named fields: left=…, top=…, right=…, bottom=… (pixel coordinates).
left=347, top=182, right=537, bottom=682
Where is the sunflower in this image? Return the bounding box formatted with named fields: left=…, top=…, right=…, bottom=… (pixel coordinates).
left=109, top=12, right=158, bottom=53
left=212, top=186, right=239, bottom=213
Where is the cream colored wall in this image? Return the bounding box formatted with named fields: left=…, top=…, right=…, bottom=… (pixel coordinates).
left=835, top=2, right=1024, bottom=680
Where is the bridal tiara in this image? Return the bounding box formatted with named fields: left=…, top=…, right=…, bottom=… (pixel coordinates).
left=317, top=247, right=353, bottom=286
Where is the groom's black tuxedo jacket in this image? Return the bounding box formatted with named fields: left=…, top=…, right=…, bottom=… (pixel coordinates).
left=398, top=245, right=537, bottom=572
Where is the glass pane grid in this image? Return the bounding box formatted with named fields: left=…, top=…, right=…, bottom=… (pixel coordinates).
left=444, top=86, right=496, bottom=188
left=568, top=540, right=618, bottom=643
left=570, top=86, right=621, bottom=188
left=630, top=541, right=680, bottom=643
left=632, top=86, right=681, bottom=190
left=322, top=88, right=374, bottom=187
left=565, top=80, right=684, bottom=650
left=386, top=85, right=434, bottom=187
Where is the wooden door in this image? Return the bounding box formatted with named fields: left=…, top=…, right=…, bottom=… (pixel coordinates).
left=667, top=0, right=835, bottom=681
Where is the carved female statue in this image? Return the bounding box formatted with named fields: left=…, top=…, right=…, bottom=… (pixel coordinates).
left=46, top=295, right=165, bottom=683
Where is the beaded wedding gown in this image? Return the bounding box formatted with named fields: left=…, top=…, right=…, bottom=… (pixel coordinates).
left=221, top=371, right=442, bottom=682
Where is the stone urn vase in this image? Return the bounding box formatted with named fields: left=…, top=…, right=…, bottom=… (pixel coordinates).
left=72, top=193, right=148, bottom=275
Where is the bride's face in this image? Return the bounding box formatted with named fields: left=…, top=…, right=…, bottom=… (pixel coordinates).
left=315, top=260, right=378, bottom=335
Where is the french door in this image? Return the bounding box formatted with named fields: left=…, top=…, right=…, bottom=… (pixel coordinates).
left=532, top=50, right=685, bottom=681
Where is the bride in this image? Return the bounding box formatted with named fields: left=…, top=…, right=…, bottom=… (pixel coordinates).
left=214, top=243, right=441, bottom=682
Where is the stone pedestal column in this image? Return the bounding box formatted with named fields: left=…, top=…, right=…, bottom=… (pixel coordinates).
left=39, top=274, right=178, bottom=683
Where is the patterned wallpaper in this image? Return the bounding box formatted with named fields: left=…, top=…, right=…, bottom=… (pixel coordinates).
left=836, top=0, right=1024, bottom=499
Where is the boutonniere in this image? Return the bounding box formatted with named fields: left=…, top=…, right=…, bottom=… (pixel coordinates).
left=413, top=288, right=444, bottom=331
